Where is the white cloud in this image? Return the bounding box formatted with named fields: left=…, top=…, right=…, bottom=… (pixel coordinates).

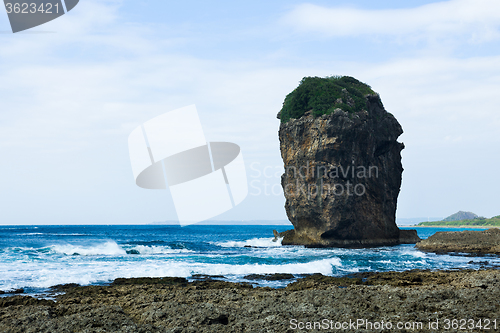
left=283, top=0, right=500, bottom=42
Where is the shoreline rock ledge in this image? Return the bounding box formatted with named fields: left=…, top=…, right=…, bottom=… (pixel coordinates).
left=416, top=228, right=500, bottom=254
left=277, top=76, right=420, bottom=247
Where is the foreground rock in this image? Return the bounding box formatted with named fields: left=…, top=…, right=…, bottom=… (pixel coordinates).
left=416, top=228, right=500, bottom=254
left=1, top=270, right=499, bottom=333
left=278, top=76, right=419, bottom=247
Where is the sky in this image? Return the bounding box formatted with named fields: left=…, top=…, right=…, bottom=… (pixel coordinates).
left=0, top=0, right=499, bottom=225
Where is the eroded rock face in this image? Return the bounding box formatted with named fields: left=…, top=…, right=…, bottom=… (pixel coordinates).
left=278, top=95, right=420, bottom=247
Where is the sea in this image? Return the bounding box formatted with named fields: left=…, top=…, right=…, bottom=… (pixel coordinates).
left=1, top=225, right=499, bottom=297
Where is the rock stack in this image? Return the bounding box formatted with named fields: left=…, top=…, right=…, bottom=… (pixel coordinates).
left=277, top=76, right=420, bottom=247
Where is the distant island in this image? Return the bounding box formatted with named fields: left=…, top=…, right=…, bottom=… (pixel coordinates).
left=417, top=211, right=500, bottom=227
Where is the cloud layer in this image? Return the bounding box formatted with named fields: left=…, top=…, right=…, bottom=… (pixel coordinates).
left=284, top=0, right=500, bottom=42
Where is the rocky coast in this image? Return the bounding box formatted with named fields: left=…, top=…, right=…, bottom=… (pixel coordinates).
left=1, top=269, right=499, bottom=333
left=416, top=228, right=500, bottom=255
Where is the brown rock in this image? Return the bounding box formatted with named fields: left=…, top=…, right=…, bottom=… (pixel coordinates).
left=416, top=228, right=500, bottom=254
left=278, top=94, right=420, bottom=247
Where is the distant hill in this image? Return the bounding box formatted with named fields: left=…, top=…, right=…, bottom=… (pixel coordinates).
left=418, top=215, right=500, bottom=227
left=442, top=211, right=479, bottom=222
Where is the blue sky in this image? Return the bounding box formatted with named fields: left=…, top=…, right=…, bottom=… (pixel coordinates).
left=0, top=0, right=499, bottom=224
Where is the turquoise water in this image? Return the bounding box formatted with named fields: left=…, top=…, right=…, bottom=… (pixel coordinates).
left=0, top=225, right=498, bottom=294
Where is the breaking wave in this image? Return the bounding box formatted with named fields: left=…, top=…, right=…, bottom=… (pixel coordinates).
left=214, top=237, right=283, bottom=248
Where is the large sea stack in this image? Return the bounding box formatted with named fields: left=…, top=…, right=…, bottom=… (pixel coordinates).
left=277, top=76, right=420, bottom=247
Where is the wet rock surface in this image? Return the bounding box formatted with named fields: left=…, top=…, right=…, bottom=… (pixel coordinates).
left=278, top=92, right=420, bottom=247
left=1, top=270, right=499, bottom=333
left=416, top=228, right=500, bottom=254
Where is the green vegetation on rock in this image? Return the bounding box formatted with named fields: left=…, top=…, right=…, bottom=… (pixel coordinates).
left=279, top=76, right=377, bottom=123
left=418, top=215, right=500, bottom=227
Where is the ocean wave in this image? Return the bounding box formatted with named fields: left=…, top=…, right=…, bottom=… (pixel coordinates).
left=0, top=242, right=193, bottom=257
left=52, top=233, right=89, bottom=236
left=15, top=233, right=90, bottom=237
left=176, top=257, right=342, bottom=277
left=337, top=267, right=362, bottom=273
left=372, top=260, right=393, bottom=264
left=16, top=233, right=45, bottom=235
left=51, top=242, right=127, bottom=256
left=251, top=246, right=348, bottom=259
left=124, top=245, right=193, bottom=255
left=0, top=257, right=343, bottom=291
left=126, top=240, right=169, bottom=246
left=403, top=260, right=428, bottom=265
left=214, top=237, right=283, bottom=248
left=400, top=249, right=427, bottom=258
left=222, top=257, right=343, bottom=275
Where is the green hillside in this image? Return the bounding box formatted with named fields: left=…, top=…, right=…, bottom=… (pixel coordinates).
left=442, top=211, right=478, bottom=221
left=278, top=76, right=377, bottom=123
left=418, top=215, right=500, bottom=227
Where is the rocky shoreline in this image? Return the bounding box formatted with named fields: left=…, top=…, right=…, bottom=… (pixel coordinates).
left=1, top=269, right=499, bottom=333
left=416, top=228, right=500, bottom=255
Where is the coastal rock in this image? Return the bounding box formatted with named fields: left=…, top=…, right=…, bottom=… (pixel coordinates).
left=416, top=228, right=500, bottom=254
left=243, top=273, right=295, bottom=281
left=0, top=296, right=54, bottom=308
left=278, top=77, right=420, bottom=247
left=0, top=270, right=499, bottom=333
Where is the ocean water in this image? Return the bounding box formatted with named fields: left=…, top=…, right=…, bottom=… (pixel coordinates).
left=0, top=225, right=498, bottom=295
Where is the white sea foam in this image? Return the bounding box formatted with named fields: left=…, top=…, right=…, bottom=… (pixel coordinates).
left=126, top=245, right=193, bottom=255
left=246, top=246, right=345, bottom=261
left=338, top=267, right=361, bottom=273
left=50, top=242, right=127, bottom=256
left=0, top=242, right=192, bottom=258
left=17, top=233, right=88, bottom=236
left=376, top=260, right=393, bottom=264
left=53, top=233, right=88, bottom=236
left=403, top=260, right=427, bottom=265
left=192, top=257, right=343, bottom=276
left=0, top=257, right=342, bottom=291
left=401, top=249, right=427, bottom=258
left=215, top=237, right=283, bottom=248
